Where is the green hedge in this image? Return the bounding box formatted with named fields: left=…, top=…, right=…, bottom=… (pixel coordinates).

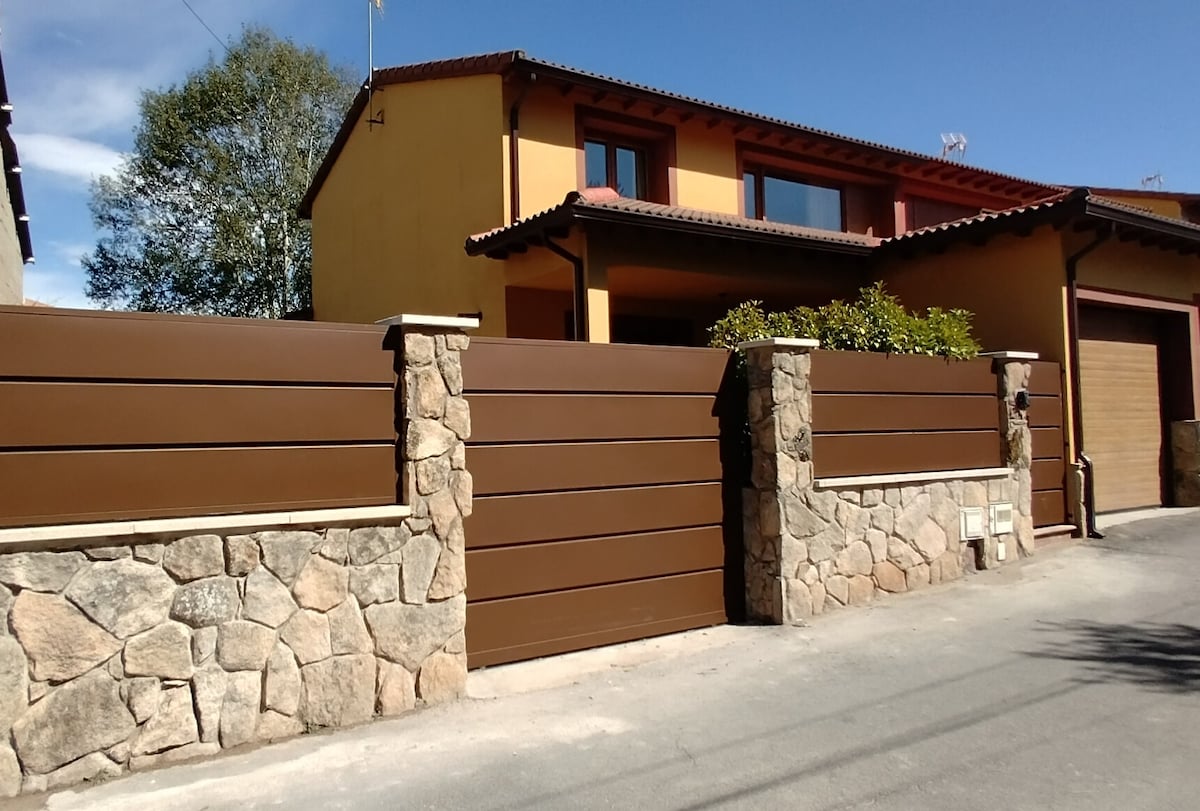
left=707, top=283, right=981, bottom=359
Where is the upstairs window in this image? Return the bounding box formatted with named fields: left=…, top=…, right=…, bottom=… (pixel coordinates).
left=744, top=168, right=844, bottom=231
left=585, top=138, right=649, bottom=200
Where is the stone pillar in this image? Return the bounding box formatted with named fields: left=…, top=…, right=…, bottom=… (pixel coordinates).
left=1172, top=420, right=1200, bottom=506
left=740, top=338, right=819, bottom=624
left=987, top=352, right=1037, bottom=557
left=391, top=314, right=478, bottom=696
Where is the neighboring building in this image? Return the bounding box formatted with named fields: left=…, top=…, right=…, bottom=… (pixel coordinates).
left=302, top=50, right=1200, bottom=524
left=1085, top=187, right=1200, bottom=224
left=0, top=46, right=33, bottom=305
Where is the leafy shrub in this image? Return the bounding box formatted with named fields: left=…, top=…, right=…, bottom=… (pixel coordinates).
left=708, top=283, right=981, bottom=359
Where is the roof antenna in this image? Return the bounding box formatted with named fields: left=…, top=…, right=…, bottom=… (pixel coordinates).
left=940, top=133, right=968, bottom=161
left=1140, top=172, right=1164, bottom=190
left=367, top=0, right=385, bottom=128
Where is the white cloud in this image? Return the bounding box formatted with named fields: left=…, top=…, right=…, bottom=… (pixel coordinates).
left=18, top=134, right=125, bottom=184
left=50, top=241, right=94, bottom=268
left=17, top=73, right=144, bottom=138
left=22, top=266, right=94, bottom=310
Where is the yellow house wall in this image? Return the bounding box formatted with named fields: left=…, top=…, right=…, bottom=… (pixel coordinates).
left=1073, top=236, right=1200, bottom=301
left=874, top=228, right=1070, bottom=365
left=310, top=75, right=509, bottom=334
left=512, top=87, right=579, bottom=217
left=673, top=119, right=739, bottom=214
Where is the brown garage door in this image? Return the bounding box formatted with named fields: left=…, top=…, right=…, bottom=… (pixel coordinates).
left=1079, top=307, right=1165, bottom=512
left=461, top=338, right=735, bottom=669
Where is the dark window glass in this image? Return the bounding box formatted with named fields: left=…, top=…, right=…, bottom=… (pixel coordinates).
left=583, top=136, right=651, bottom=200
left=584, top=140, right=608, bottom=188
left=743, top=171, right=758, bottom=218
left=761, top=175, right=842, bottom=230
left=614, top=146, right=645, bottom=199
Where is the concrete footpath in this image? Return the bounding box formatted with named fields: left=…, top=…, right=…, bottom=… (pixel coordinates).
left=16, top=510, right=1200, bottom=810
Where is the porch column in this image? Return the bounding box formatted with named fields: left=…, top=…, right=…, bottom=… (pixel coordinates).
left=583, top=251, right=610, bottom=343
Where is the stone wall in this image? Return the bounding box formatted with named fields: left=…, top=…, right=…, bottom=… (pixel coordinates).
left=741, top=341, right=1033, bottom=624
left=0, top=321, right=472, bottom=797
left=1172, top=420, right=1200, bottom=507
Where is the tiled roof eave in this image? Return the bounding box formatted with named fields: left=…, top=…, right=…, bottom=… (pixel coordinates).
left=465, top=195, right=879, bottom=258
left=877, top=189, right=1200, bottom=255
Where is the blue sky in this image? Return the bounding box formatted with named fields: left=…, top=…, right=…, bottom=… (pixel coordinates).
left=4, top=0, right=1198, bottom=307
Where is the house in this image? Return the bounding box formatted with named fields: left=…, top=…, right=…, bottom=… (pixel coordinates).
left=0, top=46, right=33, bottom=305
left=300, top=49, right=1200, bottom=526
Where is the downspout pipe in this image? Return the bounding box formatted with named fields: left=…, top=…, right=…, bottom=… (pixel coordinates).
left=543, top=235, right=587, bottom=341
left=1065, top=221, right=1115, bottom=539
left=507, top=74, right=534, bottom=224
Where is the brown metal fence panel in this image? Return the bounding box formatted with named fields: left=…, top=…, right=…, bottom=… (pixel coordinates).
left=1028, top=360, right=1068, bottom=527
left=0, top=307, right=396, bottom=527
left=808, top=349, right=1002, bottom=478
left=463, top=337, right=734, bottom=669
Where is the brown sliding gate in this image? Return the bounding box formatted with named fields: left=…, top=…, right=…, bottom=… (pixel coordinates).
left=461, top=338, right=736, bottom=669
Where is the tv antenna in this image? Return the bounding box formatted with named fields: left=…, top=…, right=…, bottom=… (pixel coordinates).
left=366, top=0, right=385, bottom=128
left=1140, top=172, right=1164, bottom=190
left=940, top=132, right=968, bottom=161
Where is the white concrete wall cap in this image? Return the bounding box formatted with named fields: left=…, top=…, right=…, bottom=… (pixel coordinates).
left=979, top=351, right=1040, bottom=361
left=814, top=467, right=1012, bottom=489
left=736, top=337, right=820, bottom=351
left=375, top=314, right=481, bottom=329
left=0, top=505, right=413, bottom=549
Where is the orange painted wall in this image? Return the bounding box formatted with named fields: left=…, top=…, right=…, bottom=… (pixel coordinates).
left=874, top=227, right=1070, bottom=364
left=1072, top=235, right=1200, bottom=301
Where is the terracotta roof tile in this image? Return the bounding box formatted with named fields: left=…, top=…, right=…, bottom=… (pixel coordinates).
left=880, top=188, right=1200, bottom=251
left=881, top=191, right=1079, bottom=245
left=466, top=190, right=880, bottom=255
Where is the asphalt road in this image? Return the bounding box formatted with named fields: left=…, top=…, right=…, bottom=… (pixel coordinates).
left=26, top=510, right=1200, bottom=811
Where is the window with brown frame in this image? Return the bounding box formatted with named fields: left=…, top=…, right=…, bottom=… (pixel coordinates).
left=584, top=137, right=649, bottom=200
left=576, top=108, right=674, bottom=204
left=743, top=167, right=844, bottom=231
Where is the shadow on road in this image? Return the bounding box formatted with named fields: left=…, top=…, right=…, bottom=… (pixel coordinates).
left=1029, top=620, right=1200, bottom=694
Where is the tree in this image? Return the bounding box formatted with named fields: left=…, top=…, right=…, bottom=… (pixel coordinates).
left=84, top=27, right=356, bottom=318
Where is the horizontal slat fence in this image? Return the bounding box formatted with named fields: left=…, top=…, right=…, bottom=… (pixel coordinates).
left=1028, top=360, right=1068, bottom=527
left=809, top=350, right=1002, bottom=478
left=462, top=338, right=732, bottom=669
left=0, top=307, right=396, bottom=527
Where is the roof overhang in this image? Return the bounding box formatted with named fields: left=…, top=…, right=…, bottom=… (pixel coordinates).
left=299, top=49, right=1056, bottom=219
left=0, top=50, right=33, bottom=264
left=470, top=188, right=1200, bottom=266
left=878, top=188, right=1200, bottom=259
left=465, top=191, right=879, bottom=260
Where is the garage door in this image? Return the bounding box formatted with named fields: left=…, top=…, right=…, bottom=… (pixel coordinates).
left=461, top=338, right=734, bottom=669
left=1078, top=307, right=1165, bottom=512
